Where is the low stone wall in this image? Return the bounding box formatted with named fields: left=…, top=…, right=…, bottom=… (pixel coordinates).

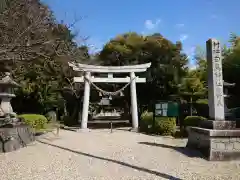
left=0, top=124, right=35, bottom=153
left=187, top=127, right=240, bottom=160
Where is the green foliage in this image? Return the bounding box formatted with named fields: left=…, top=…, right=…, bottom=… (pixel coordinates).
left=178, top=69, right=207, bottom=116
left=196, top=99, right=208, bottom=104
left=183, top=116, right=207, bottom=127
left=179, top=71, right=206, bottom=100
left=194, top=46, right=207, bottom=82
left=154, top=117, right=176, bottom=136
left=99, top=32, right=188, bottom=103
left=140, top=111, right=153, bottom=119
left=140, top=111, right=153, bottom=133
left=140, top=111, right=176, bottom=136
left=18, top=114, right=48, bottom=130
left=223, top=33, right=240, bottom=107
left=1, top=0, right=88, bottom=115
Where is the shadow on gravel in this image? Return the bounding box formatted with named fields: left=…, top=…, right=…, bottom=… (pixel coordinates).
left=38, top=140, right=183, bottom=180
left=139, top=142, right=204, bottom=158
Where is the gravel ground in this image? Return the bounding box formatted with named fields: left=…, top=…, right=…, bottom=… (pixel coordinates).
left=0, top=128, right=240, bottom=180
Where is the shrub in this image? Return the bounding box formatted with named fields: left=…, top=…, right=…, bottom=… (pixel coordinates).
left=140, top=111, right=176, bottom=136
left=196, top=99, right=208, bottom=104
left=183, top=116, right=207, bottom=127
left=154, top=117, right=176, bottom=136
left=140, top=111, right=153, bottom=133
left=18, top=114, right=48, bottom=130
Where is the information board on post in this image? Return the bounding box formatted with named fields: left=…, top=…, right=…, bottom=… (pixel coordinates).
left=154, top=101, right=179, bottom=118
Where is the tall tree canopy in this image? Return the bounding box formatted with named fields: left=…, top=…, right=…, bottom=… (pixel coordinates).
left=98, top=32, right=188, bottom=103
left=0, top=0, right=88, bottom=114
left=222, top=33, right=240, bottom=107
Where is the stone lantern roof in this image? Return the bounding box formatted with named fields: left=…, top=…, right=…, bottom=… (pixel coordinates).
left=223, top=81, right=235, bottom=98
left=0, top=72, right=19, bottom=87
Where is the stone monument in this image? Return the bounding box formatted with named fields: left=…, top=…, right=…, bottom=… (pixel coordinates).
left=186, top=39, right=240, bottom=161
left=0, top=72, right=35, bottom=153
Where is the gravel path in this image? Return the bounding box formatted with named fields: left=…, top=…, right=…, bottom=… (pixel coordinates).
left=0, top=128, right=239, bottom=180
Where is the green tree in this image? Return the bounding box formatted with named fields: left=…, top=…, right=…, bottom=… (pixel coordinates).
left=1, top=0, right=86, bottom=115
left=99, top=32, right=188, bottom=104
left=0, top=0, right=84, bottom=74
left=194, top=46, right=207, bottom=82
left=223, top=33, right=240, bottom=107
left=179, top=71, right=206, bottom=115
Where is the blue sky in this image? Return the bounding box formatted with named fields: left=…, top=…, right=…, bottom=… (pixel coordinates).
left=43, top=0, right=240, bottom=67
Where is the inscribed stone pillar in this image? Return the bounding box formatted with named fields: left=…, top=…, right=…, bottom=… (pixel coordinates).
left=206, top=39, right=225, bottom=120
left=130, top=72, right=139, bottom=130
left=81, top=71, right=91, bottom=129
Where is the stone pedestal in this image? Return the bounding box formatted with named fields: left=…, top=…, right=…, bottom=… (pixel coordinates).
left=187, top=120, right=240, bottom=161
left=0, top=124, right=35, bottom=153
left=201, top=120, right=236, bottom=130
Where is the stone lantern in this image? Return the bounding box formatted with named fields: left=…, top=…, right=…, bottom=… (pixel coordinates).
left=0, top=73, right=35, bottom=153
left=0, top=72, right=19, bottom=123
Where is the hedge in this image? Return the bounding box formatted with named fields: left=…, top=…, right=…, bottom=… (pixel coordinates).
left=140, top=111, right=176, bottom=136
left=18, top=114, right=48, bottom=130
left=196, top=99, right=208, bottom=104
left=183, top=116, right=207, bottom=127
left=154, top=117, right=176, bottom=136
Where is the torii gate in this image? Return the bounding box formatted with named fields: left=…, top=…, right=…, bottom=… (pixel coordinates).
left=68, top=62, right=151, bottom=131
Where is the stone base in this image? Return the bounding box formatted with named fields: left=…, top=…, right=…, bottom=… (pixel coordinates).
left=0, top=124, right=35, bottom=153
left=130, top=127, right=139, bottom=132
left=186, top=127, right=240, bottom=161
left=200, top=120, right=236, bottom=130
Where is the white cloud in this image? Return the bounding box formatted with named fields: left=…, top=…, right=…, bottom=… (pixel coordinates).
left=175, top=23, right=185, bottom=28
left=179, top=34, right=189, bottom=42
left=185, top=46, right=196, bottom=59
left=185, top=46, right=197, bottom=69
left=144, top=19, right=161, bottom=30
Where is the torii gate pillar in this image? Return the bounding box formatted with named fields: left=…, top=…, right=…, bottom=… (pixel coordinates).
left=130, top=72, right=138, bottom=131
left=81, top=71, right=91, bottom=129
